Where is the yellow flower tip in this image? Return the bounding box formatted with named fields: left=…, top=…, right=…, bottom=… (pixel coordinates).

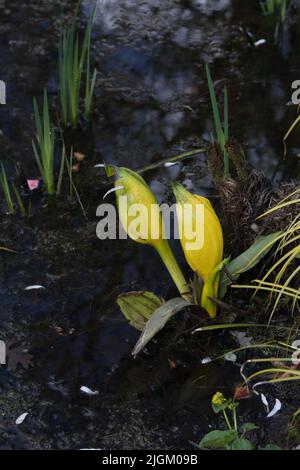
left=212, top=392, right=226, bottom=406
left=112, top=167, right=191, bottom=299
left=172, top=183, right=224, bottom=316
left=114, top=166, right=162, bottom=246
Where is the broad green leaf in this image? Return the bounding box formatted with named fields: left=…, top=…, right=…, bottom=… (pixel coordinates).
left=229, top=437, right=254, bottom=450
left=219, top=232, right=283, bottom=297
left=199, top=430, right=238, bottom=449
left=260, top=444, right=282, bottom=450
left=241, top=423, right=259, bottom=433
left=212, top=401, right=229, bottom=414
left=132, top=297, right=192, bottom=356
left=117, top=291, right=163, bottom=331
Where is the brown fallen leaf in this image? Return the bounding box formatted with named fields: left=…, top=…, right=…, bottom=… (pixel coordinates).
left=74, top=152, right=85, bottom=162
left=6, top=341, right=34, bottom=371
left=234, top=385, right=252, bottom=400
left=168, top=358, right=177, bottom=369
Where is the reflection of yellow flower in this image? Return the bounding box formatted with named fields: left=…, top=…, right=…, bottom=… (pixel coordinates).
left=172, top=183, right=223, bottom=318
left=212, top=392, right=226, bottom=406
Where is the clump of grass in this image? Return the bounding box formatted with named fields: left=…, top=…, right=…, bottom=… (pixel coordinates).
left=84, top=21, right=97, bottom=122
left=262, top=0, right=288, bottom=21
left=32, top=89, right=55, bottom=194
left=233, top=188, right=300, bottom=319
left=0, top=162, right=15, bottom=214
left=0, top=162, right=28, bottom=216
left=59, top=10, right=97, bottom=128
left=205, top=65, right=229, bottom=179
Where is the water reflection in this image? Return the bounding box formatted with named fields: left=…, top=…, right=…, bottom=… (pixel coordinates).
left=80, top=0, right=300, bottom=183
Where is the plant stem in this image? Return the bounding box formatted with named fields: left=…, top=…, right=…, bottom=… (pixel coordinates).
left=156, top=240, right=192, bottom=302
left=223, top=410, right=232, bottom=431
left=233, top=407, right=238, bottom=432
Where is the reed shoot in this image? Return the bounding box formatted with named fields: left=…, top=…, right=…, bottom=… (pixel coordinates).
left=32, top=89, right=55, bottom=194
left=205, top=65, right=229, bottom=179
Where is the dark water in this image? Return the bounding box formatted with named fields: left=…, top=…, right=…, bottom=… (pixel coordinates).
left=0, top=0, right=299, bottom=449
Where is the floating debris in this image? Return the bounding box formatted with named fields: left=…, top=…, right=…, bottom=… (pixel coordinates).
left=267, top=399, right=282, bottom=418
left=80, top=386, right=99, bottom=396
left=24, top=285, right=45, bottom=291
left=74, top=152, right=85, bottom=162
left=27, top=179, right=40, bottom=191
left=201, top=357, right=212, bottom=364
left=260, top=393, right=270, bottom=413
left=164, top=162, right=179, bottom=167
left=254, top=39, right=266, bottom=47
left=224, top=352, right=237, bottom=363
left=15, top=412, right=29, bottom=425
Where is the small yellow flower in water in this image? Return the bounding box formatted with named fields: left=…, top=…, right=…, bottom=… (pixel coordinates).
left=212, top=392, right=226, bottom=406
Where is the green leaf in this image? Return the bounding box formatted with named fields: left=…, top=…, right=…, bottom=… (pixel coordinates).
left=199, top=430, right=238, bottom=449
left=117, top=291, right=163, bottom=331
left=219, top=232, right=283, bottom=297
left=241, top=423, right=259, bottom=433
left=212, top=402, right=229, bottom=414
left=260, top=444, right=282, bottom=450
left=132, top=297, right=192, bottom=356
left=229, top=437, right=254, bottom=450
left=104, top=163, right=115, bottom=177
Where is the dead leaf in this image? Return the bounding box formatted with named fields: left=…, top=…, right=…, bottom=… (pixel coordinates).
left=6, top=341, right=33, bottom=371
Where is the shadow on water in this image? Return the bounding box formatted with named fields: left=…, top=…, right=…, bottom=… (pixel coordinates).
left=0, top=0, right=299, bottom=449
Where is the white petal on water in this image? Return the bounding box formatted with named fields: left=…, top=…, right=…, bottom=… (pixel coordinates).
left=231, top=331, right=252, bottom=347
left=80, top=448, right=103, bottom=450
left=267, top=399, right=282, bottom=418
left=164, top=162, right=179, bottom=167
left=260, top=393, right=270, bottom=413
left=254, top=39, right=266, bottom=47
left=201, top=357, right=212, bottom=364
left=80, top=386, right=99, bottom=396
left=94, top=164, right=105, bottom=168
left=16, top=412, right=29, bottom=425
left=103, top=186, right=124, bottom=199
left=24, top=285, right=45, bottom=291
left=224, top=352, right=237, bottom=363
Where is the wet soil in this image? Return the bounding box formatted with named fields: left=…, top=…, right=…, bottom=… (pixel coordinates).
left=0, top=0, right=299, bottom=450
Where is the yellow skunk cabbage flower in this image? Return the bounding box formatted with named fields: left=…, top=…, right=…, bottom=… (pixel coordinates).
left=114, top=167, right=191, bottom=301
left=172, top=182, right=223, bottom=318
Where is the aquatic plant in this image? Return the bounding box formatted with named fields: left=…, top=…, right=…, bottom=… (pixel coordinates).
left=0, top=162, right=27, bottom=216
left=112, top=167, right=192, bottom=301
left=106, top=167, right=281, bottom=354
left=59, top=10, right=96, bottom=128
left=32, top=89, right=55, bottom=194
left=284, top=105, right=300, bottom=154
left=206, top=65, right=229, bottom=179
left=262, top=0, right=288, bottom=21
left=198, top=391, right=280, bottom=450
left=234, top=188, right=300, bottom=319
left=0, top=162, right=15, bottom=214
left=172, top=182, right=224, bottom=318
left=84, top=25, right=97, bottom=122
